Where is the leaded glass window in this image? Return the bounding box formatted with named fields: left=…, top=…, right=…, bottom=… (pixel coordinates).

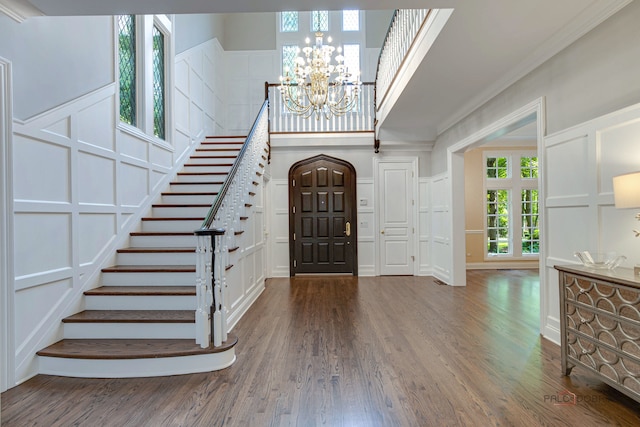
left=281, top=11, right=299, bottom=32
left=282, top=45, right=299, bottom=79
left=342, top=10, right=359, bottom=31
left=152, top=25, right=165, bottom=140
left=118, top=15, right=136, bottom=126
left=312, top=11, right=329, bottom=32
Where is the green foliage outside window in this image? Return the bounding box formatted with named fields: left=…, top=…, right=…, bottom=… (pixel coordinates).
left=118, top=15, right=136, bottom=126
left=487, top=189, right=510, bottom=254
left=152, top=25, right=165, bottom=140
left=486, top=157, right=508, bottom=179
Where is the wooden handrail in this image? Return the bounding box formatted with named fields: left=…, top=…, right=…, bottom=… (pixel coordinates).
left=197, top=99, right=269, bottom=232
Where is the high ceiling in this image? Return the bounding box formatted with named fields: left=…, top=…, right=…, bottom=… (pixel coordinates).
left=4, top=0, right=631, bottom=142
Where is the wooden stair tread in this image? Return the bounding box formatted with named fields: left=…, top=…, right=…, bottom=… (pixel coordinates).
left=190, top=155, right=237, bottom=159
left=62, top=310, right=194, bottom=323
left=205, top=135, right=246, bottom=138
left=170, top=181, right=224, bottom=185
left=37, top=335, right=238, bottom=359
left=102, top=265, right=195, bottom=273
left=141, top=217, right=204, bottom=221
left=117, top=247, right=196, bottom=253
left=152, top=203, right=211, bottom=208
left=161, top=192, right=218, bottom=196
left=177, top=172, right=228, bottom=175
left=195, top=148, right=241, bottom=152
left=129, top=232, right=193, bottom=236
left=183, top=163, right=234, bottom=167
left=85, top=286, right=195, bottom=296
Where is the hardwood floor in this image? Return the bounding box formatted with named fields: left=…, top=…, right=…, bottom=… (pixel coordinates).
left=2, top=270, right=639, bottom=426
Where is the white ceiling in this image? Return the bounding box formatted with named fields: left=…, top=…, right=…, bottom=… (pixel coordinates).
left=4, top=0, right=632, bottom=142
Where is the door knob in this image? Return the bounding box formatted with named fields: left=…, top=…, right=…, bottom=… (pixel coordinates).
left=345, top=221, right=351, bottom=237
left=381, top=230, right=385, bottom=234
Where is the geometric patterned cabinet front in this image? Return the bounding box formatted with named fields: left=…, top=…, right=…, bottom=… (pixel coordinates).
left=556, top=265, right=640, bottom=403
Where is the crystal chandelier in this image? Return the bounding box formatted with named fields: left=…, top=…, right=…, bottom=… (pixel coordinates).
left=279, top=32, right=361, bottom=120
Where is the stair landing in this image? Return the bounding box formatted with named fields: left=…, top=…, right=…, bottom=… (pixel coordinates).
left=37, top=335, right=238, bottom=378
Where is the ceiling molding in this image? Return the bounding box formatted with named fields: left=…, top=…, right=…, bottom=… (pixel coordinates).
left=0, top=0, right=43, bottom=22
left=436, top=0, right=632, bottom=137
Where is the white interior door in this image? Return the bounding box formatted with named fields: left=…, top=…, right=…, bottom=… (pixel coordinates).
left=378, top=161, right=415, bottom=275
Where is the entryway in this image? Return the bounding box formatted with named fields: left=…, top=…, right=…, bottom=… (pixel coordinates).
left=289, top=155, right=358, bottom=275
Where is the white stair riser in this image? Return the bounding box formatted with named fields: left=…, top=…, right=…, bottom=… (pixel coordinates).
left=187, top=156, right=235, bottom=165
left=182, top=165, right=232, bottom=173
left=38, top=351, right=236, bottom=378
left=85, top=295, right=195, bottom=310
left=176, top=174, right=228, bottom=183
left=161, top=194, right=217, bottom=204
left=129, top=234, right=197, bottom=248
left=101, top=271, right=194, bottom=286
left=194, top=149, right=240, bottom=156
left=202, top=140, right=244, bottom=146
left=64, top=322, right=195, bottom=339
left=141, top=219, right=203, bottom=232
left=117, top=251, right=195, bottom=266
left=169, top=183, right=223, bottom=193
left=151, top=205, right=211, bottom=218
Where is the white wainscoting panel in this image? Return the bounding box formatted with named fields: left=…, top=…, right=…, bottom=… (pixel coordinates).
left=418, top=178, right=432, bottom=275
left=225, top=50, right=277, bottom=135
left=13, top=135, right=70, bottom=203
left=10, top=64, right=215, bottom=382
left=542, top=102, right=640, bottom=345
left=269, top=179, right=291, bottom=277
left=357, top=179, right=375, bottom=276
left=175, top=38, right=226, bottom=140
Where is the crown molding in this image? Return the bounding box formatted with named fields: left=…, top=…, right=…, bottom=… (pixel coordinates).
left=0, top=0, right=43, bottom=22
left=436, top=0, right=633, bottom=136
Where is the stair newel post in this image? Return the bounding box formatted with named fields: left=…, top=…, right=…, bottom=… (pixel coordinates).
left=194, top=228, right=224, bottom=348
left=194, top=234, right=210, bottom=347
left=213, top=231, right=225, bottom=347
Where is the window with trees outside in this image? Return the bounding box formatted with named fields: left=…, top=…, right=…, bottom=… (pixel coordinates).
left=485, top=152, right=539, bottom=257
left=117, top=15, right=171, bottom=142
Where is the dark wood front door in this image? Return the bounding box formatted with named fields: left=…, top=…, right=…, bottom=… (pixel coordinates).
left=289, top=155, right=357, bottom=276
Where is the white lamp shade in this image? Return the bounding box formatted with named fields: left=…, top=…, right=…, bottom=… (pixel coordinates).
left=613, top=171, right=640, bottom=208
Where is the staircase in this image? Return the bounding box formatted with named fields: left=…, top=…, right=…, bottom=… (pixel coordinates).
left=37, top=136, right=246, bottom=378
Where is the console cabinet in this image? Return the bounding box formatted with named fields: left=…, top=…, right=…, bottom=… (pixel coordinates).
left=555, top=265, right=640, bottom=403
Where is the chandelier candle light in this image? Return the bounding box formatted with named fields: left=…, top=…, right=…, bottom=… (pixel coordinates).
left=279, top=32, right=361, bottom=120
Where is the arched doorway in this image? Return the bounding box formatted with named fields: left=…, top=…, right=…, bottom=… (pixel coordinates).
left=289, top=155, right=358, bottom=276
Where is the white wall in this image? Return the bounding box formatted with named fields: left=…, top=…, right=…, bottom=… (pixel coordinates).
left=0, top=15, right=113, bottom=120
left=432, top=1, right=640, bottom=175
left=1, top=56, right=13, bottom=393
left=428, top=0, right=640, bottom=295
left=542, top=102, right=640, bottom=344
left=267, top=134, right=431, bottom=277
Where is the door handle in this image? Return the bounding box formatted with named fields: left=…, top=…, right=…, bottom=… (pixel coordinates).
left=345, top=221, right=351, bottom=237
left=381, top=229, right=385, bottom=234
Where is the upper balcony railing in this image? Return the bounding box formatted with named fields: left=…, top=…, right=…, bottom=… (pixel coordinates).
left=375, top=9, right=431, bottom=113
left=266, top=82, right=375, bottom=134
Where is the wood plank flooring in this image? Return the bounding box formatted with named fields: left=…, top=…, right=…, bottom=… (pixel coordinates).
left=2, top=270, right=640, bottom=426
